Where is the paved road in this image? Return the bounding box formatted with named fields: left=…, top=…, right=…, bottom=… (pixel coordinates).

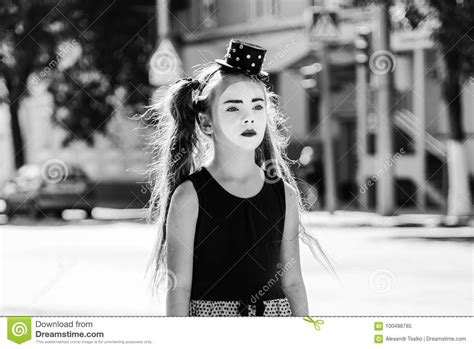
left=1, top=216, right=472, bottom=316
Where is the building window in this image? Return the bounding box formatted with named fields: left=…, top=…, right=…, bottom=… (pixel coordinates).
left=199, top=0, right=217, bottom=29
left=249, top=0, right=280, bottom=20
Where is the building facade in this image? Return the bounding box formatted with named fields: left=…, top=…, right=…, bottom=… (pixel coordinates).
left=167, top=0, right=473, bottom=211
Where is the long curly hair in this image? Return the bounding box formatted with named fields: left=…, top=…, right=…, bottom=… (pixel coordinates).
left=141, top=62, right=338, bottom=297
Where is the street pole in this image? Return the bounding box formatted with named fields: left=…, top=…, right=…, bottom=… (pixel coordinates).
left=413, top=48, right=426, bottom=209
left=318, top=42, right=337, bottom=213
left=306, top=0, right=338, bottom=213
left=355, top=50, right=369, bottom=210
left=157, top=0, right=169, bottom=39
left=150, top=0, right=183, bottom=98
left=374, top=2, right=395, bottom=215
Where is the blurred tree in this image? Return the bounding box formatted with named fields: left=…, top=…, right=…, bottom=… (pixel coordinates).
left=0, top=0, right=65, bottom=169
left=0, top=0, right=155, bottom=168
left=49, top=0, right=156, bottom=146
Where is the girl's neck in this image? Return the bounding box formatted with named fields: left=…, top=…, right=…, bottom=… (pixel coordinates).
left=207, top=146, right=260, bottom=181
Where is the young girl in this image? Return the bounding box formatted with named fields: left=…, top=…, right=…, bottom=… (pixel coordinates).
left=144, top=39, right=335, bottom=317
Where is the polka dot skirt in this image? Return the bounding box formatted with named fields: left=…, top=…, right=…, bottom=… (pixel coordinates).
left=189, top=298, right=292, bottom=317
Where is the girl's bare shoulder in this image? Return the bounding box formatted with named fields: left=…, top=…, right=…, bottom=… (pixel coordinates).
left=167, top=180, right=198, bottom=251
left=169, top=180, right=199, bottom=213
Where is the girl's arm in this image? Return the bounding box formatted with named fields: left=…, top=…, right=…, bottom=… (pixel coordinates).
left=166, top=180, right=199, bottom=316
left=280, top=182, right=309, bottom=316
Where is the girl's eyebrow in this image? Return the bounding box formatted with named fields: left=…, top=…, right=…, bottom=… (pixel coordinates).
left=223, top=98, right=264, bottom=104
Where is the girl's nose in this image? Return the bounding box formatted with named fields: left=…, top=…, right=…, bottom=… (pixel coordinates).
left=243, top=112, right=255, bottom=124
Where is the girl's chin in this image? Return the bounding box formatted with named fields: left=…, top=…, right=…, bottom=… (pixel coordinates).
left=221, top=135, right=264, bottom=151
left=237, top=143, right=262, bottom=152
left=226, top=140, right=258, bottom=150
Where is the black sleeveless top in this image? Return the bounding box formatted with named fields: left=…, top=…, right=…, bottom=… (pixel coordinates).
left=184, top=167, right=287, bottom=314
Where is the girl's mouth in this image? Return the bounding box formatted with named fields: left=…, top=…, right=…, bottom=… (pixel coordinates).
left=241, top=129, right=257, bottom=137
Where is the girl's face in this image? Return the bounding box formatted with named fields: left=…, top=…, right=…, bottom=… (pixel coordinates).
left=207, top=79, right=267, bottom=151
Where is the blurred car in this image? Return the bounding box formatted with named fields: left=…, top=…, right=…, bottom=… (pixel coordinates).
left=0, top=163, right=96, bottom=219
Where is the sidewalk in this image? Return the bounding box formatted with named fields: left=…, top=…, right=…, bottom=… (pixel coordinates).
left=303, top=210, right=474, bottom=228
left=3, top=207, right=472, bottom=229
left=58, top=207, right=474, bottom=228
left=90, top=207, right=473, bottom=228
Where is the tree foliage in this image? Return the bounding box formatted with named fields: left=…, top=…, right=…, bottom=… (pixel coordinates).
left=0, top=0, right=155, bottom=165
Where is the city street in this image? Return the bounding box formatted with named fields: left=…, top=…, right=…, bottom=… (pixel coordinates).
left=1, top=212, right=472, bottom=316
left=1, top=1, right=473, bottom=347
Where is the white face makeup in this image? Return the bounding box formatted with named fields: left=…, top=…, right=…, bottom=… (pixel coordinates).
left=209, top=80, right=267, bottom=151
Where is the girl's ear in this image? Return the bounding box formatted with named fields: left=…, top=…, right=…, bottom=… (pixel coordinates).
left=198, top=113, right=214, bottom=135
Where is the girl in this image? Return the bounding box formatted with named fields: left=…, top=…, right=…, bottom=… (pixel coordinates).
left=144, top=39, right=335, bottom=316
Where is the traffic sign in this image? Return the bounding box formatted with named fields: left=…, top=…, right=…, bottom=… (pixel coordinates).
left=307, top=7, right=340, bottom=42
left=148, top=37, right=183, bottom=87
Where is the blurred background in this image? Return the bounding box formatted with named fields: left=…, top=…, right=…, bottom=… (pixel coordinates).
left=0, top=0, right=472, bottom=316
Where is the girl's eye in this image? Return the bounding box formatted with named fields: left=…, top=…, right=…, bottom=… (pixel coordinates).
left=225, top=105, right=264, bottom=112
